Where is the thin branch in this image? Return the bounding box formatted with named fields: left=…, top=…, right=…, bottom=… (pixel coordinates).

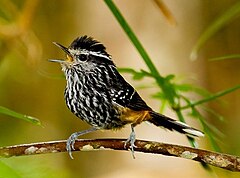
left=0, top=139, right=239, bottom=172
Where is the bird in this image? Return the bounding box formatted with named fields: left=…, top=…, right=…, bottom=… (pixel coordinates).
left=49, top=35, right=204, bottom=159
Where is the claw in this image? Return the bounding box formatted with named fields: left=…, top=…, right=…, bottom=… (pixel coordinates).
left=66, top=127, right=98, bottom=159
left=66, top=133, right=78, bottom=159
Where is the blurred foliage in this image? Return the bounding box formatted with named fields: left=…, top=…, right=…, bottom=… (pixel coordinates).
left=210, top=54, right=240, bottom=61
left=0, top=160, right=21, bottom=178
left=0, top=0, right=45, bottom=177
left=0, top=0, right=41, bottom=127
left=152, top=0, right=177, bottom=25
left=0, top=0, right=42, bottom=64
left=191, top=1, right=240, bottom=60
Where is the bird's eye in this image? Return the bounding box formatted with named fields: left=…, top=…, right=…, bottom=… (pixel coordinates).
left=77, top=54, right=88, bottom=61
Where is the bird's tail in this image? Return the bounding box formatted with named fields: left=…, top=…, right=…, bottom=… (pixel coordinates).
left=148, top=111, right=204, bottom=137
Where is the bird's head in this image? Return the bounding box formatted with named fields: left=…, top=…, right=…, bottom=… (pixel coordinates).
left=49, top=35, right=113, bottom=72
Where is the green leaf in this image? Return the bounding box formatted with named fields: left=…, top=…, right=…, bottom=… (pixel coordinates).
left=118, top=68, right=147, bottom=80
left=191, top=1, right=240, bottom=60
left=181, top=85, right=240, bottom=109
left=201, top=106, right=225, bottom=122
left=165, top=74, right=175, bottom=81
left=209, top=54, right=240, bottom=61
left=175, top=84, right=206, bottom=94
left=174, top=83, right=195, bottom=92
left=132, top=73, right=146, bottom=80
left=203, top=119, right=225, bottom=139
left=134, top=83, right=156, bottom=90
left=190, top=86, right=212, bottom=97
left=177, top=97, right=221, bottom=152
left=117, top=67, right=137, bottom=74
left=189, top=109, right=224, bottom=137
left=0, top=106, right=41, bottom=126
left=190, top=107, right=221, bottom=152
left=159, top=99, right=167, bottom=113
left=152, top=92, right=166, bottom=100
left=0, top=161, right=21, bottom=178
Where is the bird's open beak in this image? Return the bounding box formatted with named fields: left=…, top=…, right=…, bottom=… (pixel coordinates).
left=49, top=42, right=73, bottom=63
left=48, top=59, right=64, bottom=63
left=52, top=42, right=71, bottom=55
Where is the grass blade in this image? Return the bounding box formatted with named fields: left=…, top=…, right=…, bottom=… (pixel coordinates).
left=104, top=0, right=178, bottom=105
left=209, top=54, right=240, bottom=61
left=104, top=0, right=163, bottom=82
left=0, top=106, right=41, bottom=126
left=191, top=1, right=240, bottom=60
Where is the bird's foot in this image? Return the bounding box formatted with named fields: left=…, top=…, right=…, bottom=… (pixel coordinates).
left=66, top=132, right=79, bottom=159
left=124, top=125, right=136, bottom=159
left=66, top=127, right=98, bottom=159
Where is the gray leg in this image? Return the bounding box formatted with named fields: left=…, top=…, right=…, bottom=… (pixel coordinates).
left=66, top=127, right=98, bottom=159
left=124, top=124, right=137, bottom=159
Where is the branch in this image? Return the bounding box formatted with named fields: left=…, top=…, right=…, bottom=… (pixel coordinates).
left=0, top=139, right=239, bottom=172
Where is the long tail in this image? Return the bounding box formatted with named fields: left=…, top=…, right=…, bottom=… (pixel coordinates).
left=149, top=111, right=204, bottom=137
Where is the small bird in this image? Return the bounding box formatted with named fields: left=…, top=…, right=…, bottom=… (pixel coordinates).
left=49, top=35, right=204, bottom=159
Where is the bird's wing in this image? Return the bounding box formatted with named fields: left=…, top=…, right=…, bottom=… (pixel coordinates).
left=110, top=83, right=152, bottom=111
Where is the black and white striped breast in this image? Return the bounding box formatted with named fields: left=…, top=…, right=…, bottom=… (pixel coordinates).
left=63, top=65, right=127, bottom=129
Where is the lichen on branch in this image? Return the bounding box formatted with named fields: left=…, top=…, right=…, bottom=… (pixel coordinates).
left=0, top=139, right=239, bottom=172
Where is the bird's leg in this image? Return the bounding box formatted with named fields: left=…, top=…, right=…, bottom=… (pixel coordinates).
left=124, top=124, right=137, bottom=159
left=66, top=127, right=98, bottom=159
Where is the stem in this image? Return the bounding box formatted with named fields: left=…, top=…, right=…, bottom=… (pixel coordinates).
left=104, top=0, right=177, bottom=104
left=104, top=0, right=165, bottom=84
